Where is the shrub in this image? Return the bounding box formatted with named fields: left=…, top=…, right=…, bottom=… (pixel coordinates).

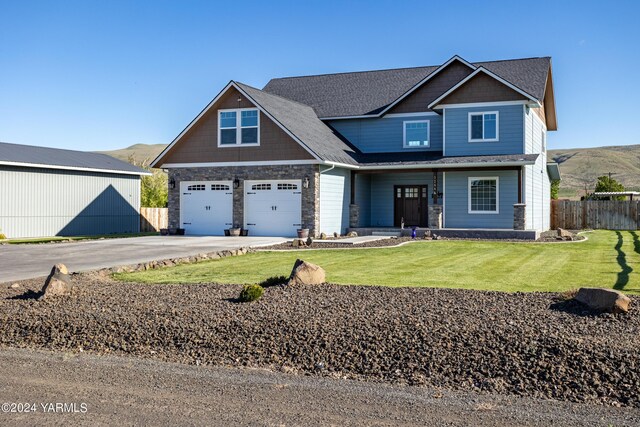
left=259, top=275, right=288, bottom=288
left=238, top=284, right=264, bottom=302
left=0, top=234, right=6, bottom=240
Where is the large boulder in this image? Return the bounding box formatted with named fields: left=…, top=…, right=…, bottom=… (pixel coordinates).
left=287, top=259, right=326, bottom=286
left=574, top=288, right=631, bottom=313
left=557, top=228, right=573, bottom=241
left=40, top=264, right=73, bottom=299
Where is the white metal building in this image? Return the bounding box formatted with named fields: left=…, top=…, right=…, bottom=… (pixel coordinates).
left=0, top=142, right=150, bottom=238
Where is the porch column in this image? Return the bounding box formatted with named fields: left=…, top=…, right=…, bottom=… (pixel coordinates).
left=432, top=170, right=439, bottom=205
left=349, top=172, right=359, bottom=227
left=428, top=170, right=442, bottom=229
left=513, top=203, right=526, bottom=230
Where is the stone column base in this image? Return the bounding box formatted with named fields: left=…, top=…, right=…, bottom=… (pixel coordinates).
left=428, top=205, right=442, bottom=229
left=513, top=203, right=526, bottom=230
left=349, top=204, right=359, bottom=228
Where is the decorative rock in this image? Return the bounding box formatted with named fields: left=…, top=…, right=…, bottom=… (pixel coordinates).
left=347, top=231, right=358, bottom=237
left=557, top=228, right=573, bottom=241
left=287, top=259, right=326, bottom=286
left=424, top=229, right=432, bottom=238
left=319, top=232, right=327, bottom=240
left=9, top=283, right=20, bottom=289
left=333, top=232, right=339, bottom=238
left=40, top=264, right=73, bottom=299
left=432, top=234, right=439, bottom=240
left=574, top=288, right=631, bottom=313
left=291, top=239, right=305, bottom=247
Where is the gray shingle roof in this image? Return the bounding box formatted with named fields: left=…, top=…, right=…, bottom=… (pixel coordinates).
left=0, top=141, right=150, bottom=175
left=263, top=57, right=550, bottom=118
left=354, top=153, right=539, bottom=168
left=235, top=82, right=359, bottom=165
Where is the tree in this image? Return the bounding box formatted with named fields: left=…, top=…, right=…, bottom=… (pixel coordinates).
left=128, top=155, right=168, bottom=207
left=594, top=175, right=625, bottom=200
left=550, top=180, right=560, bottom=200
left=141, top=169, right=168, bottom=207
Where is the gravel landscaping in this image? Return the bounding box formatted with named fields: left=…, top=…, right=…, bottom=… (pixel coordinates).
left=1, top=275, right=639, bottom=408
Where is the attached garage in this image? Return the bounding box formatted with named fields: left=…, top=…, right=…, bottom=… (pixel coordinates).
left=244, top=180, right=302, bottom=236
left=0, top=142, right=150, bottom=239
left=179, top=181, right=233, bottom=235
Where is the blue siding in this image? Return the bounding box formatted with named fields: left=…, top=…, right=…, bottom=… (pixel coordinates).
left=328, top=114, right=443, bottom=153
left=444, top=170, right=518, bottom=229
left=369, top=172, right=441, bottom=226
left=319, top=166, right=350, bottom=234
left=444, top=105, right=524, bottom=156
left=354, top=173, right=371, bottom=227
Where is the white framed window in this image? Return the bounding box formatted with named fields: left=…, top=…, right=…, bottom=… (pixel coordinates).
left=468, top=177, right=499, bottom=214
left=251, top=183, right=271, bottom=191
left=218, top=108, right=260, bottom=147
left=403, top=120, right=430, bottom=148
left=211, top=184, right=230, bottom=191
left=468, top=112, right=499, bottom=142
left=277, top=183, right=298, bottom=190
left=187, top=184, right=206, bottom=191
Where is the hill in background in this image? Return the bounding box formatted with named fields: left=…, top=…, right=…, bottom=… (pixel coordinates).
left=549, top=144, right=640, bottom=199
left=98, top=143, right=640, bottom=200
left=96, top=143, right=166, bottom=166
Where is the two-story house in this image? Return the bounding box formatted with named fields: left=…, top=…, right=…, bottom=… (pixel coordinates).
left=151, top=55, right=560, bottom=239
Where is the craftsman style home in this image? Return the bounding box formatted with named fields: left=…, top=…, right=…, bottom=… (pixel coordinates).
left=152, top=55, right=560, bottom=239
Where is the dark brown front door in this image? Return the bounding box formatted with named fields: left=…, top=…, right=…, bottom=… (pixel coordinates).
left=394, top=185, right=428, bottom=227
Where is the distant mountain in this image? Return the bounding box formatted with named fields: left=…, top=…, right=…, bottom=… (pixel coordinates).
left=96, top=143, right=166, bottom=166
left=97, top=143, right=640, bottom=200
left=549, top=144, right=640, bottom=199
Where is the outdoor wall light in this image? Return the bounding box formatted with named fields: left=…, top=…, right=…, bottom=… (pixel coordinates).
left=169, top=177, right=176, bottom=189
left=303, top=176, right=310, bottom=188
left=233, top=177, right=240, bottom=189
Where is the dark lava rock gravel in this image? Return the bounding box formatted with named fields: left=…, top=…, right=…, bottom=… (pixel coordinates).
left=1, top=277, right=639, bottom=408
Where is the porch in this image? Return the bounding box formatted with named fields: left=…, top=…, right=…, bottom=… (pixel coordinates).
left=346, top=165, right=528, bottom=233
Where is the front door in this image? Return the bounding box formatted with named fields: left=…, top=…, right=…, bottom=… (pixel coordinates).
left=394, top=185, right=428, bottom=227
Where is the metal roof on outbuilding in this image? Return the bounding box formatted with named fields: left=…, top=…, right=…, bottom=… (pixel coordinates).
left=0, top=142, right=151, bottom=176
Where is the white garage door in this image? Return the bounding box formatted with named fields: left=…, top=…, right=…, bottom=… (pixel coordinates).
left=244, top=180, right=302, bottom=237
left=180, top=181, right=233, bottom=235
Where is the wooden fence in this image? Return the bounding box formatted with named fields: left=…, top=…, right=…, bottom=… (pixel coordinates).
left=140, top=207, right=168, bottom=232
left=551, top=200, right=640, bottom=230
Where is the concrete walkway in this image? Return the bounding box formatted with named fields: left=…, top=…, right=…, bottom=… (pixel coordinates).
left=0, top=236, right=286, bottom=283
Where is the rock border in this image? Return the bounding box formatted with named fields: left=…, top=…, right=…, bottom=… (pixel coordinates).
left=97, top=247, right=252, bottom=276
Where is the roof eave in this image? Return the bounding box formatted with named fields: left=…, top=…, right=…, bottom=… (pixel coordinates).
left=0, top=160, right=151, bottom=176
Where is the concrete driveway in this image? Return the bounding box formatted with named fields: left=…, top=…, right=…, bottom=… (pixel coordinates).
left=0, top=236, right=287, bottom=283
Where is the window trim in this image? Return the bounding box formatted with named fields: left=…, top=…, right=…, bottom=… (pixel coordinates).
left=217, top=108, right=260, bottom=147
left=468, top=176, right=500, bottom=214
left=468, top=111, right=499, bottom=142
left=403, top=120, right=430, bottom=148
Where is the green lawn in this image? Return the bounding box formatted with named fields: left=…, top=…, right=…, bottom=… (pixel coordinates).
left=116, top=230, right=640, bottom=294
left=1, top=232, right=158, bottom=245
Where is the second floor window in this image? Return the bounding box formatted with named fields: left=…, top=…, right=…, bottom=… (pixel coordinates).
left=403, top=120, right=430, bottom=148
left=468, top=112, right=499, bottom=142
left=219, top=109, right=259, bottom=146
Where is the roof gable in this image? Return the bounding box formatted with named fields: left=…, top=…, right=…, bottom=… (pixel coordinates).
left=152, top=81, right=359, bottom=168
left=429, top=67, right=540, bottom=109
left=385, top=57, right=475, bottom=115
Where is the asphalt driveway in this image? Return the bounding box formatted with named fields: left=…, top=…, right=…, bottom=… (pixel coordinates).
left=0, top=236, right=286, bottom=283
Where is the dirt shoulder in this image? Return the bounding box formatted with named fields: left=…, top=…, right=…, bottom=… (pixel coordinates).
left=2, top=275, right=639, bottom=410
left=0, top=347, right=638, bottom=427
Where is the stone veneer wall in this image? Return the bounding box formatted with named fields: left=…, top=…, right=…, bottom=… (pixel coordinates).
left=168, top=165, right=320, bottom=236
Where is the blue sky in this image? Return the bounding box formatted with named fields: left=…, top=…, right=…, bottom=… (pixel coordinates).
left=1, top=0, right=638, bottom=151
